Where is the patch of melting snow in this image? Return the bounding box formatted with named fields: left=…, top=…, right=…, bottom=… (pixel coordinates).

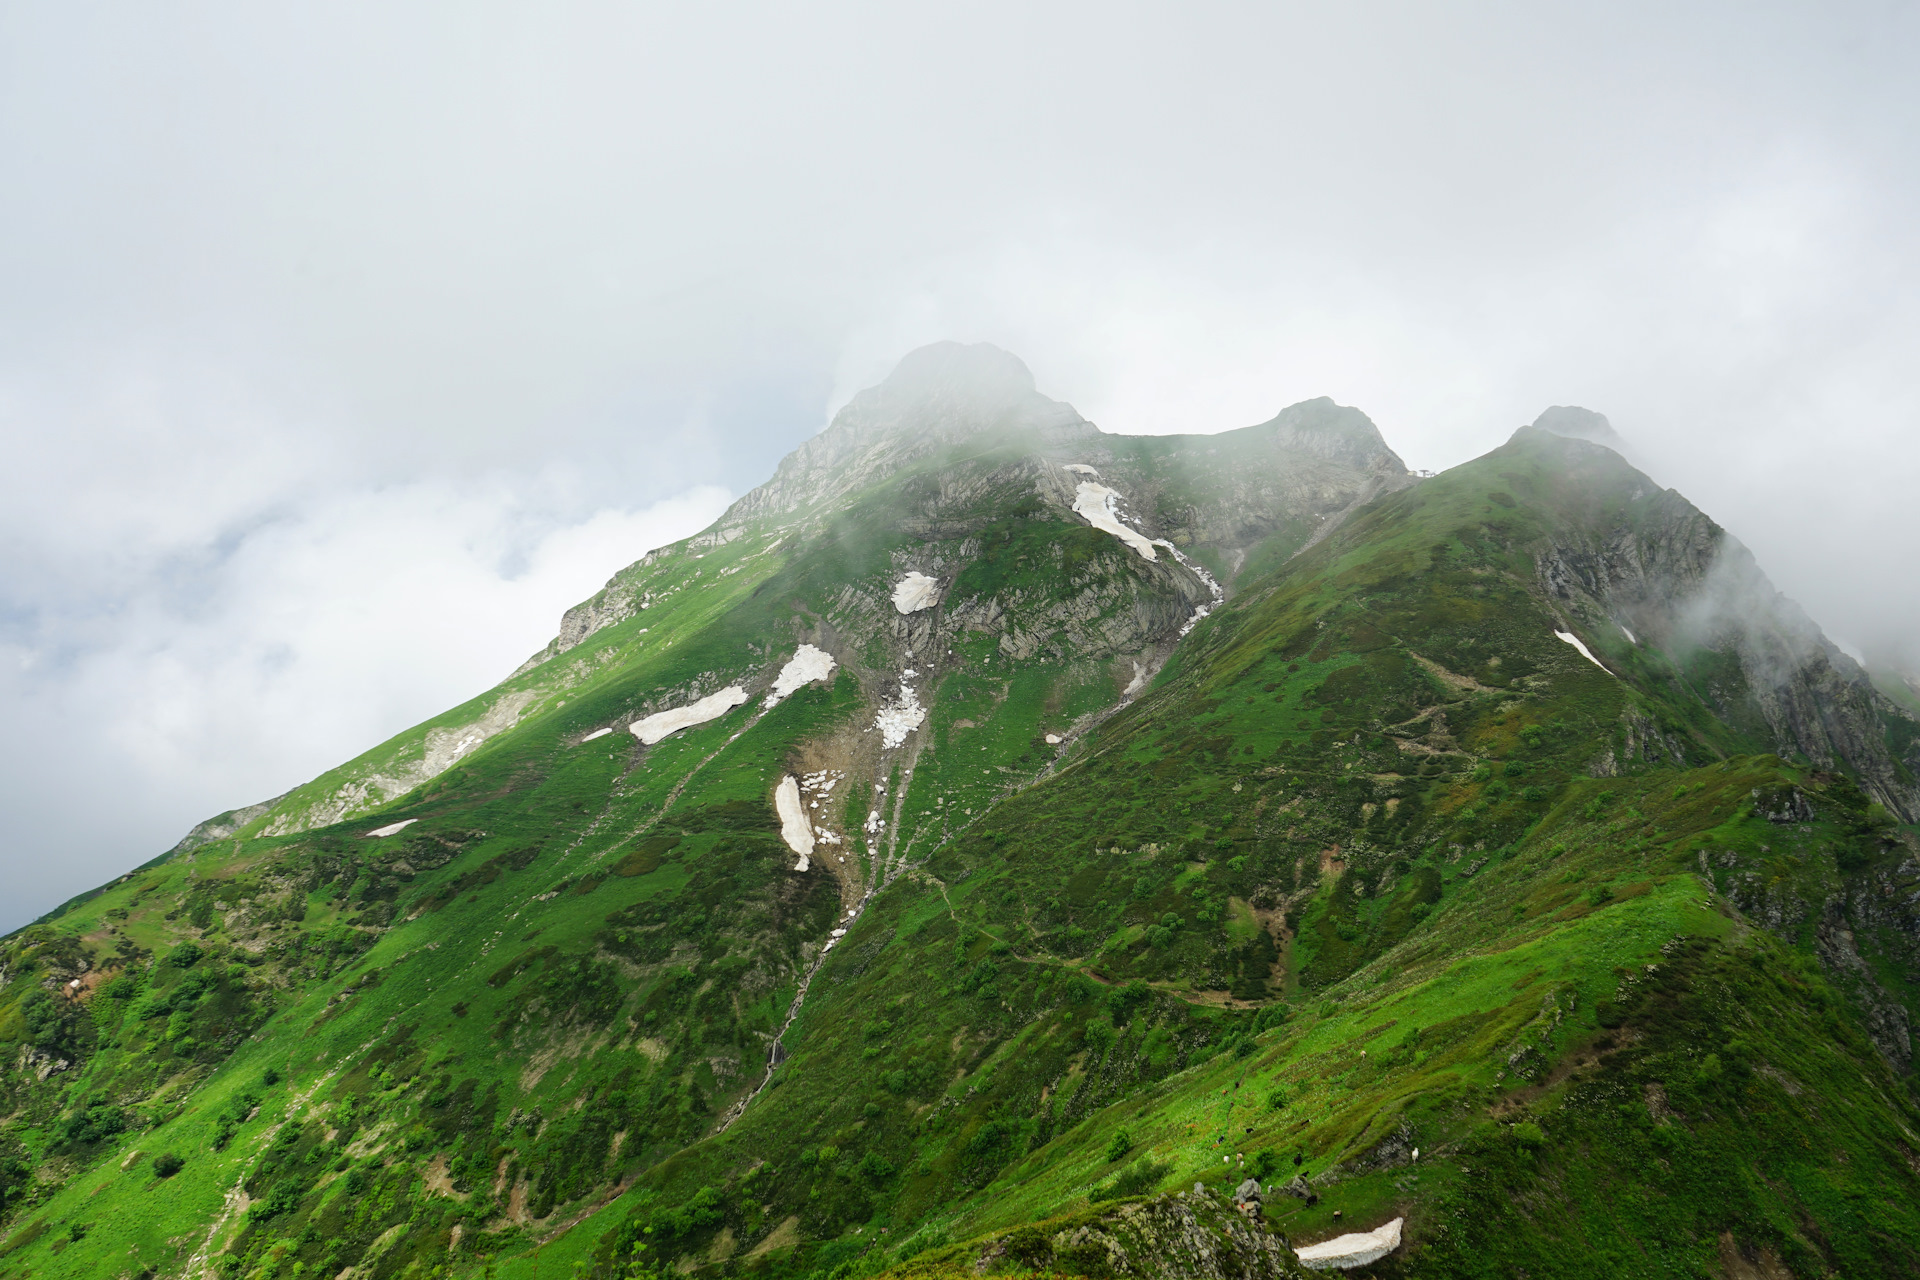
left=1123, top=660, right=1149, bottom=696
left=579, top=727, right=613, bottom=743
left=1045, top=733, right=1062, bottom=744
left=773, top=776, right=814, bottom=871
left=891, top=571, right=940, bottom=614
left=630, top=687, right=749, bottom=744
left=1294, top=1218, right=1404, bottom=1270
left=765, top=644, right=837, bottom=708
left=1619, top=622, right=1638, bottom=644
left=1152, top=538, right=1225, bottom=636
left=873, top=671, right=927, bottom=748
left=1063, top=463, right=1099, bottom=476
left=1554, top=629, right=1611, bottom=673
left=1071, top=482, right=1159, bottom=559
left=366, top=819, right=417, bottom=838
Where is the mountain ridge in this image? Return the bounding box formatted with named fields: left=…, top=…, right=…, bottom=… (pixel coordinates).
left=3, top=345, right=1917, bottom=1280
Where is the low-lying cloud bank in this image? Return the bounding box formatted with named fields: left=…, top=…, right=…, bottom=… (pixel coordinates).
left=0, top=452, right=728, bottom=931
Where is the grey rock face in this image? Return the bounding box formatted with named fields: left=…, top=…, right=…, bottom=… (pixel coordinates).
left=1257, top=396, right=1409, bottom=473
left=1522, top=428, right=1920, bottom=820
left=517, top=353, right=1408, bottom=676
left=973, top=1188, right=1306, bottom=1280
left=164, top=792, right=290, bottom=858
left=726, top=342, right=1097, bottom=523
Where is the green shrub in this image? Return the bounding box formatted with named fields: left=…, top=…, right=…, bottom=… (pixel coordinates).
left=1106, top=981, right=1151, bottom=1026
left=152, top=1152, right=185, bottom=1178
left=1512, top=1122, right=1546, bottom=1149
left=1104, top=1130, right=1133, bottom=1162
left=1089, top=1159, right=1170, bottom=1203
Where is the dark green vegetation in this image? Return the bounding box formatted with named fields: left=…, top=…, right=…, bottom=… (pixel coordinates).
left=3, top=348, right=1917, bottom=1279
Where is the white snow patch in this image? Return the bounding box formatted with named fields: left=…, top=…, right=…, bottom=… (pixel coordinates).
left=1071, top=483, right=1159, bottom=560
left=579, top=727, right=613, bottom=743
left=1148, top=538, right=1225, bottom=636
left=1124, top=660, right=1149, bottom=697
left=366, top=819, right=417, bottom=838
left=774, top=775, right=815, bottom=871
left=630, top=686, right=749, bottom=744
left=1045, top=733, right=1062, bottom=745
left=1553, top=630, right=1611, bottom=673
left=1619, top=623, right=1637, bottom=644
left=891, top=571, right=940, bottom=614
left=765, top=644, right=837, bottom=708
left=873, top=672, right=927, bottom=748
left=1063, top=463, right=1099, bottom=476
left=1295, top=1218, right=1403, bottom=1270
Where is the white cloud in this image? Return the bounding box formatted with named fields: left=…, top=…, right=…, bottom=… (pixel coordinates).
left=0, top=434, right=726, bottom=928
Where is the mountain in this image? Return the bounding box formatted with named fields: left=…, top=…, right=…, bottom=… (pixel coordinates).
left=3, top=345, right=1918, bottom=1280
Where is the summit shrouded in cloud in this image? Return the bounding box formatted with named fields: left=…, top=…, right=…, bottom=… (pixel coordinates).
left=3, top=2, right=1920, bottom=982
left=6, top=340, right=1918, bottom=1277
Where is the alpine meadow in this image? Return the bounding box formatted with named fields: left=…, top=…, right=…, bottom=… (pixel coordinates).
left=7, top=342, right=1920, bottom=1280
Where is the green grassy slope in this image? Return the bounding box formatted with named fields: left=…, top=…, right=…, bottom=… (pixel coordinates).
left=2, top=420, right=1916, bottom=1280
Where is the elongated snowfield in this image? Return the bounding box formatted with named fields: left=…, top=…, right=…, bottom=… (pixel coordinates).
left=891, top=571, right=940, bottom=614
left=1294, top=1217, right=1403, bottom=1270
left=765, top=644, right=837, bottom=707
left=578, top=727, right=613, bottom=743
left=366, top=819, right=417, bottom=838
left=630, top=686, right=749, bottom=744
left=1071, top=482, right=1159, bottom=560
left=774, top=775, right=814, bottom=870
left=1554, top=629, right=1610, bottom=672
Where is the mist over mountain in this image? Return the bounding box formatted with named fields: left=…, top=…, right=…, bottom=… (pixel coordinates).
left=3, top=345, right=1916, bottom=1280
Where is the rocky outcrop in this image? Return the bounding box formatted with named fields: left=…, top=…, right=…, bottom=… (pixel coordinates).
left=724, top=342, right=1098, bottom=524
left=1532, top=404, right=1634, bottom=456
left=968, top=1187, right=1306, bottom=1280
left=510, top=547, right=670, bottom=677
left=164, top=791, right=290, bottom=857
left=259, top=687, right=540, bottom=838
left=1257, top=397, right=1408, bottom=473
left=1815, top=903, right=1915, bottom=1073
left=1519, top=427, right=1920, bottom=820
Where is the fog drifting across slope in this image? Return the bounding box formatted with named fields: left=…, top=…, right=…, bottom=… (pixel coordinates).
left=6, top=1, right=1920, bottom=926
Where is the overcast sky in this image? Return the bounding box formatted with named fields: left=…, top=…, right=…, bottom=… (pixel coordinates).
left=4, top=1, right=1918, bottom=930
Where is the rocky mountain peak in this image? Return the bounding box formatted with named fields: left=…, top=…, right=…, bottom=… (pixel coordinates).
left=1255, top=397, right=1407, bottom=474
left=725, top=342, right=1093, bottom=521
left=871, top=339, right=1037, bottom=405
left=1531, top=404, right=1632, bottom=456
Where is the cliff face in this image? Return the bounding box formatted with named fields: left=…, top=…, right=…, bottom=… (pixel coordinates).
left=1513, top=428, right=1920, bottom=820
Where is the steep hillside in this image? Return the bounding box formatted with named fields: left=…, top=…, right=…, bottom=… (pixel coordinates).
left=2, top=348, right=1916, bottom=1280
